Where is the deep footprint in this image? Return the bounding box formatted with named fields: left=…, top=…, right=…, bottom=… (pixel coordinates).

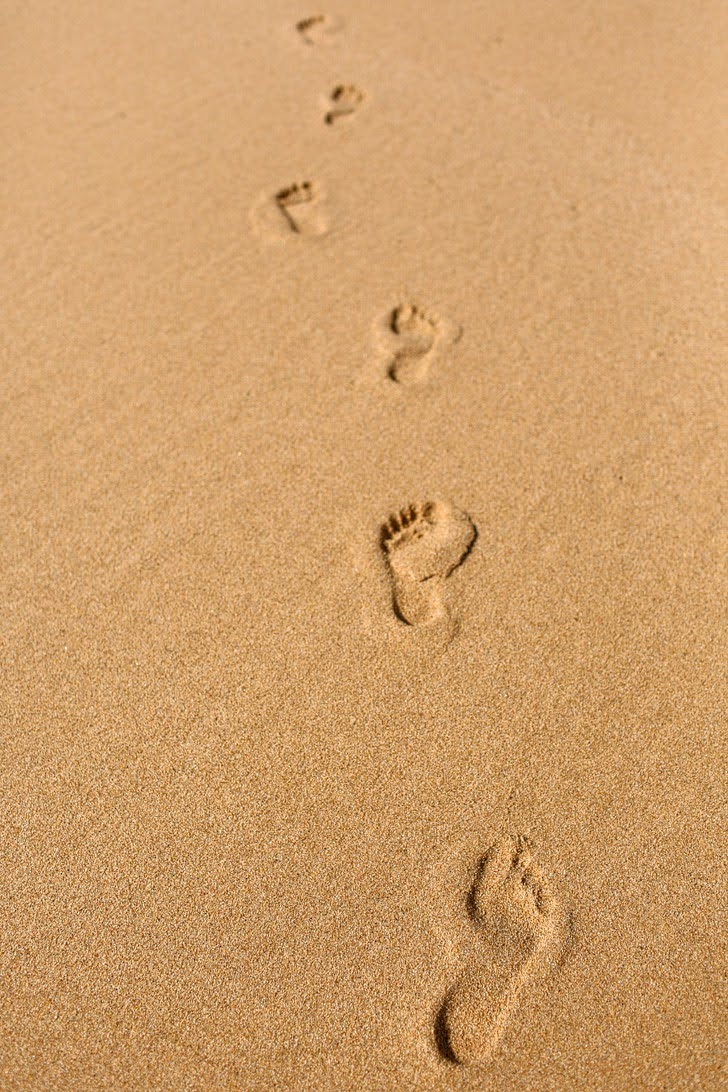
left=380, top=501, right=476, bottom=625
left=275, top=181, right=327, bottom=236
left=325, top=84, right=365, bottom=125
left=437, top=835, right=568, bottom=1065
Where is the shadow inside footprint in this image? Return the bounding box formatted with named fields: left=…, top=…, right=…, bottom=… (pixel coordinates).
left=434, top=997, right=460, bottom=1064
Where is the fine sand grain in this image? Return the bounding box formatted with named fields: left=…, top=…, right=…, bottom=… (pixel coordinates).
left=2, top=2, right=727, bottom=1089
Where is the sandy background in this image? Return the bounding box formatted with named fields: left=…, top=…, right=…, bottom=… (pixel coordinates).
left=2, top=2, right=727, bottom=1088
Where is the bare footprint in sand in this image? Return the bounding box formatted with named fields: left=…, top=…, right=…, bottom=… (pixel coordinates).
left=296, top=14, right=342, bottom=45
left=251, top=181, right=328, bottom=240
left=381, top=501, right=476, bottom=626
left=275, top=182, right=327, bottom=236
left=375, top=305, right=462, bottom=386
left=436, top=835, right=569, bottom=1066
left=324, top=84, right=365, bottom=125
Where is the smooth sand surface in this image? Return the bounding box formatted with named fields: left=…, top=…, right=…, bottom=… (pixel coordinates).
left=2, top=2, right=727, bottom=1088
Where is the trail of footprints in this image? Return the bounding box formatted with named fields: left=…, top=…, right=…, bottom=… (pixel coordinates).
left=252, top=13, right=571, bottom=1069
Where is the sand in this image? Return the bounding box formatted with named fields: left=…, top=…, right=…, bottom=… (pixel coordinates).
left=2, top=1, right=726, bottom=1088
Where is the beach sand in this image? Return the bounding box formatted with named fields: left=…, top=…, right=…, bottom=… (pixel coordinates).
left=2, top=2, right=726, bottom=1088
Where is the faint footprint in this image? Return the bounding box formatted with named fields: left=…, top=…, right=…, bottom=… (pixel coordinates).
left=375, top=305, right=462, bottom=386
left=324, top=84, right=365, bottom=125
left=381, top=501, right=476, bottom=626
left=296, top=14, right=342, bottom=45
left=436, top=835, right=569, bottom=1066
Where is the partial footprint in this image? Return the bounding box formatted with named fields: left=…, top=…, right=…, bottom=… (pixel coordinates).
left=296, top=14, right=342, bottom=45
left=324, top=84, right=365, bottom=125
left=381, top=501, right=476, bottom=626
left=251, top=181, right=328, bottom=240
left=436, top=835, right=569, bottom=1066
left=374, top=304, right=462, bottom=386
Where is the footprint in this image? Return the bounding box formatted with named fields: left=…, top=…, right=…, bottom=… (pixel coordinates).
left=296, top=14, right=342, bottom=45
left=375, top=305, right=462, bottom=386
left=251, top=182, right=328, bottom=239
left=436, top=835, right=569, bottom=1066
left=275, top=182, right=327, bottom=236
left=380, top=501, right=476, bottom=626
left=324, top=84, right=365, bottom=125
